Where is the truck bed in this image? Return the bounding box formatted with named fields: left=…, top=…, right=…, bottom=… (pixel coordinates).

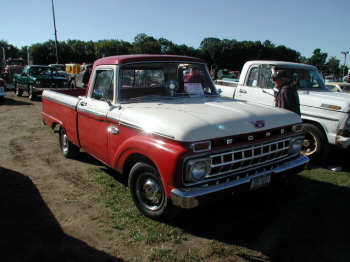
left=42, top=88, right=87, bottom=148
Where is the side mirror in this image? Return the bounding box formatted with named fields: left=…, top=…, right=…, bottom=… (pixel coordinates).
left=92, top=89, right=103, bottom=100
left=21, top=72, right=27, bottom=76
left=92, top=89, right=112, bottom=106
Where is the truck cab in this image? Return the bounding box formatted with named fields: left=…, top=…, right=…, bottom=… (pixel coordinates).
left=219, top=60, right=350, bottom=161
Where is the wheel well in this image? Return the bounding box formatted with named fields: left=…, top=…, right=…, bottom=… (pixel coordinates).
left=122, top=153, right=155, bottom=177
left=302, top=119, right=328, bottom=141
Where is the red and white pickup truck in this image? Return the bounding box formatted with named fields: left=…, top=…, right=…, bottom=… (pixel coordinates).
left=42, top=54, right=308, bottom=220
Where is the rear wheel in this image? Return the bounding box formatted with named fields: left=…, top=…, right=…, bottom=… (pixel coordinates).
left=301, top=123, right=329, bottom=162
left=59, top=127, right=80, bottom=159
left=128, top=163, right=181, bottom=220
left=15, top=83, right=23, bottom=97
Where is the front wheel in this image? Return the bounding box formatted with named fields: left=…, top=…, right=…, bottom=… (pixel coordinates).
left=128, top=163, right=181, bottom=220
left=70, top=80, right=76, bottom=89
left=59, top=127, right=80, bottom=159
left=28, top=85, right=36, bottom=101
left=301, top=123, right=329, bottom=162
left=15, top=83, right=23, bottom=97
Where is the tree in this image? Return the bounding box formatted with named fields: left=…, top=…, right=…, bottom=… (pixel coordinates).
left=199, top=37, right=223, bottom=68
left=308, top=48, right=328, bottom=70
left=29, top=42, right=51, bottom=64
left=95, top=40, right=117, bottom=58
left=158, top=38, right=176, bottom=54
left=132, top=33, right=161, bottom=54
left=327, top=57, right=340, bottom=75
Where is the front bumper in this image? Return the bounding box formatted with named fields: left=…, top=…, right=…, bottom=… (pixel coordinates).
left=32, top=86, right=70, bottom=92
left=171, top=155, right=309, bottom=209
left=336, top=135, right=350, bottom=149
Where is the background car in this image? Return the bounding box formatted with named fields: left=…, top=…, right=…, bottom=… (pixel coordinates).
left=326, top=82, right=350, bottom=92
left=325, top=75, right=343, bottom=82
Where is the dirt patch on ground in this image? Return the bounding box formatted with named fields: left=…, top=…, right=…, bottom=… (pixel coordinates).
left=0, top=90, right=127, bottom=261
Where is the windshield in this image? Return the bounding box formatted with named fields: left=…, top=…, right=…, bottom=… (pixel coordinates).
left=274, top=67, right=327, bottom=90
left=119, top=62, right=218, bottom=102
left=29, top=67, right=60, bottom=77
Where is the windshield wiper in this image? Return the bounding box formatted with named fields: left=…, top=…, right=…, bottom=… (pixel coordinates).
left=128, top=94, right=173, bottom=101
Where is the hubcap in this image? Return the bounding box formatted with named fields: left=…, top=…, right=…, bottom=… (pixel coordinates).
left=62, top=133, right=68, bottom=153
left=143, top=178, right=162, bottom=204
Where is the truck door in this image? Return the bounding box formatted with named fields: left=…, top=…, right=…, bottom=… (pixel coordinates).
left=77, top=67, right=115, bottom=165
left=236, top=65, right=275, bottom=106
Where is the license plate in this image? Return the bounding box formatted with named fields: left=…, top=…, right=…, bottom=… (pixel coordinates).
left=250, top=173, right=271, bottom=190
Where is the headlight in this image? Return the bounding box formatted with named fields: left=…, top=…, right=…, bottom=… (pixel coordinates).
left=290, top=137, right=303, bottom=154
left=185, top=159, right=211, bottom=183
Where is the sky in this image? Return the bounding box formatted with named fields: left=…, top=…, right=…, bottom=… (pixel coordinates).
left=1, top=0, right=349, bottom=65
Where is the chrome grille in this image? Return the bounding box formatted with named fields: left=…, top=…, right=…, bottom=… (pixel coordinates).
left=183, top=137, right=299, bottom=187
left=209, top=138, right=291, bottom=178
left=8, top=68, right=23, bottom=81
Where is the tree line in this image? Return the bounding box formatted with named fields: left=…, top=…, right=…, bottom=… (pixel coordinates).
left=1, top=33, right=348, bottom=76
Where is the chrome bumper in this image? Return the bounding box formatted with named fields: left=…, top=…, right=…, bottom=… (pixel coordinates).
left=336, top=135, right=350, bottom=149
left=33, top=87, right=69, bottom=92
left=171, top=155, right=309, bottom=209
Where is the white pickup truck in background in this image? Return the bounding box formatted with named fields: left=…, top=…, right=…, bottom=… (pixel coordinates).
left=216, top=60, right=350, bottom=162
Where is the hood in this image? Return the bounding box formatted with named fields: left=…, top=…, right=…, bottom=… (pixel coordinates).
left=299, top=89, right=350, bottom=112
left=117, top=96, right=301, bottom=142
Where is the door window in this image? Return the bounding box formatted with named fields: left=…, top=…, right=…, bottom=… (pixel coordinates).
left=92, top=69, right=114, bottom=101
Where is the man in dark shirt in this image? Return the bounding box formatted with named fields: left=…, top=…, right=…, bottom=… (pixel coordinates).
left=272, top=70, right=301, bottom=116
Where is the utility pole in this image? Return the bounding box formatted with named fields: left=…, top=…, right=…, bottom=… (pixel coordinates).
left=52, top=0, right=59, bottom=64
left=341, top=51, right=349, bottom=77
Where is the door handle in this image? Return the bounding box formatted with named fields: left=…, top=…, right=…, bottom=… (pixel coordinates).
left=239, top=89, right=247, bottom=93
left=80, top=102, right=87, bottom=106
left=108, top=126, right=119, bottom=135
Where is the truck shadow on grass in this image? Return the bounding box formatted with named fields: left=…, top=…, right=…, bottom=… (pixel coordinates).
left=0, top=166, right=124, bottom=262
left=173, top=162, right=350, bottom=261
left=2, top=96, right=33, bottom=106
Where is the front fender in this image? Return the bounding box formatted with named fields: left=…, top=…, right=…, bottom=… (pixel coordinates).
left=111, top=135, right=188, bottom=195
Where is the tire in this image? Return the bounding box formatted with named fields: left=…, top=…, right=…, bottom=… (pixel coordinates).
left=301, top=123, right=329, bottom=162
left=59, top=127, right=80, bottom=159
left=28, top=85, right=36, bottom=101
left=128, top=163, right=181, bottom=220
left=0, top=96, right=4, bottom=103
left=15, top=83, right=23, bottom=97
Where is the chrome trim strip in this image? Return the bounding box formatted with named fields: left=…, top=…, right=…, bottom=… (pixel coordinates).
left=77, top=106, right=106, bottom=118
left=42, top=90, right=79, bottom=109
left=301, top=112, right=339, bottom=121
